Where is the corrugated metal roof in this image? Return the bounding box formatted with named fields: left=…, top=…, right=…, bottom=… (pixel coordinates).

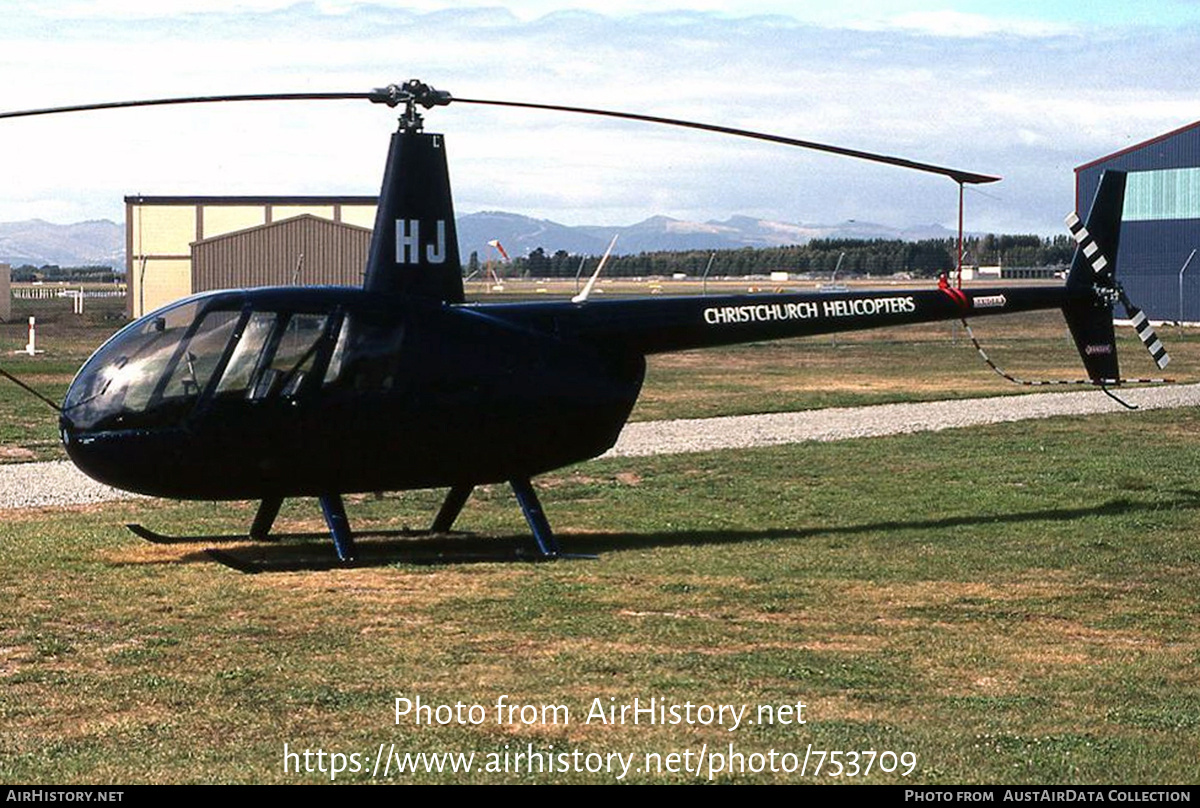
left=125, top=194, right=377, bottom=205
left=1075, top=120, right=1200, bottom=175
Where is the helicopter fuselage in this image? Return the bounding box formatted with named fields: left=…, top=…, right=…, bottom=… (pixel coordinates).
left=60, top=286, right=646, bottom=499
left=60, top=280, right=1092, bottom=502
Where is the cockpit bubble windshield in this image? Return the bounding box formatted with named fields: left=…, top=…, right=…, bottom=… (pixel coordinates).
left=63, top=300, right=239, bottom=431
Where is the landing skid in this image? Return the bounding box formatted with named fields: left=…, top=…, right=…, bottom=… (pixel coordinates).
left=130, top=481, right=594, bottom=563
left=510, top=477, right=560, bottom=557
left=432, top=478, right=575, bottom=559
left=206, top=543, right=568, bottom=574
left=126, top=523, right=267, bottom=544
left=125, top=523, right=450, bottom=545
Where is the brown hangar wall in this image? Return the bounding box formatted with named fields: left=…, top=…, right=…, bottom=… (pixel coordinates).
left=192, top=215, right=371, bottom=292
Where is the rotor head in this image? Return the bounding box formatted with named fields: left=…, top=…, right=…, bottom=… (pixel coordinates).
left=369, top=80, right=453, bottom=132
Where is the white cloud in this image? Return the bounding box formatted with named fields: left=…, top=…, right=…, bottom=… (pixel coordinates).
left=873, top=9, right=1071, bottom=38
left=5, top=1, right=813, bottom=22
left=0, top=3, right=1195, bottom=234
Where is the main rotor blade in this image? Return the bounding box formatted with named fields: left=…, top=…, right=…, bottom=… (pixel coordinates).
left=452, top=96, right=999, bottom=185
left=0, top=92, right=377, bottom=121
left=0, top=81, right=1000, bottom=185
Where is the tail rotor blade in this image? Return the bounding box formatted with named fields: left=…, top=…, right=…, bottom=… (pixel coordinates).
left=1064, top=211, right=1111, bottom=277
left=1123, top=296, right=1171, bottom=370
left=1066, top=215, right=1171, bottom=369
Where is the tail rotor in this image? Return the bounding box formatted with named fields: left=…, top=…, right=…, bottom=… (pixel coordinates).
left=1064, top=175, right=1170, bottom=374
left=969, top=169, right=1173, bottom=400
left=1118, top=292, right=1171, bottom=371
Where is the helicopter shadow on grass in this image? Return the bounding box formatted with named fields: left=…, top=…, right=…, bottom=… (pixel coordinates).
left=147, top=491, right=1200, bottom=573
left=124, top=524, right=557, bottom=572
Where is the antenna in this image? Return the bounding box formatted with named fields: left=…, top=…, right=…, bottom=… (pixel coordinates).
left=291, top=252, right=306, bottom=285
left=572, top=234, right=618, bottom=304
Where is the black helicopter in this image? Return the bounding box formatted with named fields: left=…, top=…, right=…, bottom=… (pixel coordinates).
left=1, top=80, right=1165, bottom=562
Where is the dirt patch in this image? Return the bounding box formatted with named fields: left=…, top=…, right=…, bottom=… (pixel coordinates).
left=254, top=565, right=526, bottom=608
left=843, top=577, right=1080, bottom=606
left=100, top=542, right=204, bottom=566
left=618, top=608, right=719, bottom=620
left=827, top=576, right=1193, bottom=696
left=0, top=643, right=34, bottom=676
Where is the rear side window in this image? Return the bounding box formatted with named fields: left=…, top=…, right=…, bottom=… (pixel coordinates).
left=322, top=314, right=406, bottom=393
left=213, top=311, right=331, bottom=401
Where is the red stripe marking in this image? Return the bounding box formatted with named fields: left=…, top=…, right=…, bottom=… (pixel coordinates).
left=940, top=287, right=969, bottom=311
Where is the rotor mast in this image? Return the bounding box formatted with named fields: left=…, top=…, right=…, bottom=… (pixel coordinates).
left=368, top=79, right=452, bottom=133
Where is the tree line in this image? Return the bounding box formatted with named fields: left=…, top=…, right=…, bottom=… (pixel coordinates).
left=8, top=264, right=122, bottom=283
left=471, top=234, right=1076, bottom=279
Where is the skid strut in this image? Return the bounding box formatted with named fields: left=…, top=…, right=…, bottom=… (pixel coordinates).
left=318, top=494, right=357, bottom=561
left=431, top=484, right=474, bottom=533
left=250, top=497, right=282, bottom=541
left=509, top=478, right=560, bottom=558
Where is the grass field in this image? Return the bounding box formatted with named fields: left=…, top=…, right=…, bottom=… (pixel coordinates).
left=1, top=285, right=1198, bottom=784
left=2, top=412, right=1199, bottom=783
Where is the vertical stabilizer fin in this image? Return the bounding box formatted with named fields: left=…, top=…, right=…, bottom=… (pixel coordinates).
left=1065, top=170, right=1124, bottom=289
left=1063, top=169, right=1171, bottom=377
left=1062, top=170, right=1125, bottom=383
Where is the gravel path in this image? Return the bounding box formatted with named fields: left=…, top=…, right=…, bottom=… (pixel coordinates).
left=3, top=384, right=1199, bottom=510
left=0, top=459, right=141, bottom=510
left=605, top=384, right=1200, bottom=458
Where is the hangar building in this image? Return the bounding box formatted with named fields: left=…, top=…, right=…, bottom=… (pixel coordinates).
left=1076, top=122, right=1200, bottom=322
left=126, top=195, right=378, bottom=319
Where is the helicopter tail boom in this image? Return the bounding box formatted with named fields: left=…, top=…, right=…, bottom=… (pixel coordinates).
left=489, top=282, right=1073, bottom=356
left=491, top=169, right=1153, bottom=388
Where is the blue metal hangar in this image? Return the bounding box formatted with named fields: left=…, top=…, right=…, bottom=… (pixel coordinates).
left=1076, top=122, right=1200, bottom=323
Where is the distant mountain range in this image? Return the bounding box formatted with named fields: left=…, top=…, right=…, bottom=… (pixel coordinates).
left=456, top=211, right=961, bottom=261
left=0, top=219, right=124, bottom=268
left=0, top=213, right=962, bottom=269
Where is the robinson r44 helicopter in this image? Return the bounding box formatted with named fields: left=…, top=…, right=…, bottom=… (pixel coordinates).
left=0, top=80, right=1169, bottom=563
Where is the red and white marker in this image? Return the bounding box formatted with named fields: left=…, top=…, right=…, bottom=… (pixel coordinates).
left=24, top=316, right=43, bottom=356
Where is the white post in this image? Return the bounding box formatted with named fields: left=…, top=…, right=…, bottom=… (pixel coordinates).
left=25, top=316, right=35, bottom=355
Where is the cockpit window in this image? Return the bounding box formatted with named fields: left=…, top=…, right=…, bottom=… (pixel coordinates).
left=62, top=298, right=342, bottom=433
left=321, top=314, right=405, bottom=392
left=63, top=300, right=211, bottom=430
left=160, top=310, right=240, bottom=403
left=215, top=312, right=277, bottom=396
left=249, top=313, right=329, bottom=400
left=323, top=316, right=351, bottom=384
